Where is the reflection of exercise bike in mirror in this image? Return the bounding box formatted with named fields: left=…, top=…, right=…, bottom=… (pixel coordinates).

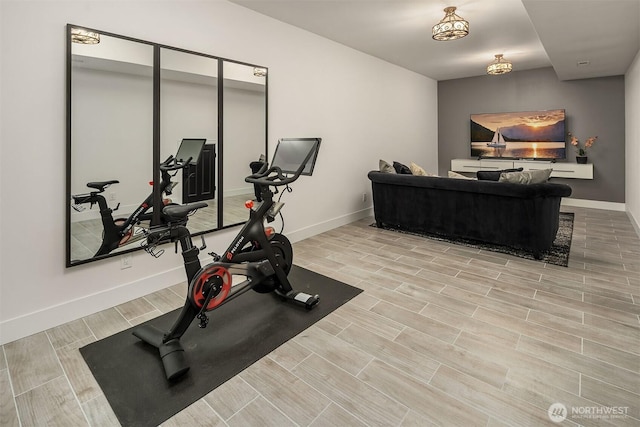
left=132, top=137, right=321, bottom=380
left=71, top=138, right=206, bottom=257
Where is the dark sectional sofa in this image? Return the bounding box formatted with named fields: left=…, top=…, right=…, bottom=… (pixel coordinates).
left=368, top=171, right=572, bottom=258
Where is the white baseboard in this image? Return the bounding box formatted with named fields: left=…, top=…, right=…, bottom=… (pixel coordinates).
left=628, top=210, right=640, bottom=237
left=561, top=198, right=626, bottom=212
left=0, top=267, right=185, bottom=345
left=286, top=207, right=374, bottom=243
left=0, top=207, right=373, bottom=345
left=224, top=187, right=254, bottom=198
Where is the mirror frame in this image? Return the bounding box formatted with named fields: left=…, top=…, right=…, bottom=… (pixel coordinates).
left=66, top=24, right=268, bottom=267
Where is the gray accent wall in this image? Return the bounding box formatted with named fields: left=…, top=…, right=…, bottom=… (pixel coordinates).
left=438, top=67, right=625, bottom=203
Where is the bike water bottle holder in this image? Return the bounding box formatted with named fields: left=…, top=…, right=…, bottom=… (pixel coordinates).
left=141, top=228, right=171, bottom=258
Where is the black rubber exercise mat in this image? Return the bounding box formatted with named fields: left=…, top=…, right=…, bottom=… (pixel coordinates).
left=80, top=265, right=362, bottom=427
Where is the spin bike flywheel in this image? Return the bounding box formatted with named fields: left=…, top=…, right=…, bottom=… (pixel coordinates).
left=252, top=233, right=293, bottom=293
left=188, top=265, right=232, bottom=311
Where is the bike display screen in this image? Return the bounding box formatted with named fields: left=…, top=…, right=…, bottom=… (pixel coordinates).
left=175, top=138, right=206, bottom=165
left=271, top=138, right=321, bottom=176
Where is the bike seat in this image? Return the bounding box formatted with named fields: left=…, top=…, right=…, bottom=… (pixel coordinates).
left=163, top=202, right=208, bottom=220
left=86, top=180, right=119, bottom=192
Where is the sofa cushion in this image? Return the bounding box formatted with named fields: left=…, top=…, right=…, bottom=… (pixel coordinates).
left=368, top=171, right=571, bottom=199
left=499, top=169, right=552, bottom=184
left=393, top=161, right=412, bottom=174
left=379, top=159, right=396, bottom=173
left=477, top=168, right=523, bottom=181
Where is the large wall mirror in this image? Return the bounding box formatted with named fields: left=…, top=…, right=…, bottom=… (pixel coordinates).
left=66, top=25, right=268, bottom=267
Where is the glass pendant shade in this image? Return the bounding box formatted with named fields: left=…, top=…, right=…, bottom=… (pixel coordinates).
left=487, top=54, right=513, bottom=75
left=432, top=6, right=469, bottom=41
left=71, top=28, right=100, bottom=44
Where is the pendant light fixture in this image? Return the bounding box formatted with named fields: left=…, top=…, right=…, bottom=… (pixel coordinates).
left=432, top=6, right=469, bottom=41
left=487, top=54, right=513, bottom=75
left=71, top=27, right=100, bottom=44
left=253, top=67, right=267, bottom=77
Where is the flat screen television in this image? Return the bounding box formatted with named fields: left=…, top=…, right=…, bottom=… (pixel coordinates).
left=470, top=109, right=566, bottom=160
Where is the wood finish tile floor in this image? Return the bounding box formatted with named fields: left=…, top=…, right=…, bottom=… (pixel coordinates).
left=3, top=206, right=639, bottom=426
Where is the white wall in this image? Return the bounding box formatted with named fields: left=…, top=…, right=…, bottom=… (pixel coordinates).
left=0, top=1, right=438, bottom=344
left=625, top=49, right=640, bottom=233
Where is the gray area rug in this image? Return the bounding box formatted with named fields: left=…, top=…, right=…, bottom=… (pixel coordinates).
left=373, top=212, right=574, bottom=267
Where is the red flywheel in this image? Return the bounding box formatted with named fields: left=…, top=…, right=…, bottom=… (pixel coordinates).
left=189, top=265, right=232, bottom=311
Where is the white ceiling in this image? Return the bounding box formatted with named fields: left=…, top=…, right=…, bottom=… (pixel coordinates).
left=228, top=0, right=640, bottom=81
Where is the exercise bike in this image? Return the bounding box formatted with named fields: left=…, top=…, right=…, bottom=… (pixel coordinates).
left=132, top=137, right=321, bottom=380
left=70, top=138, right=206, bottom=257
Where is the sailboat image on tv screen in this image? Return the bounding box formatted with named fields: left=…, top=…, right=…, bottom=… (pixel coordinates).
left=486, top=128, right=507, bottom=148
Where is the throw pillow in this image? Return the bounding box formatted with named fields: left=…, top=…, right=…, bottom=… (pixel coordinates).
left=379, top=159, right=396, bottom=174
left=448, top=171, right=476, bottom=180
left=499, top=168, right=552, bottom=184
left=477, top=167, right=524, bottom=181
left=393, top=161, right=412, bottom=175
left=410, top=162, right=428, bottom=176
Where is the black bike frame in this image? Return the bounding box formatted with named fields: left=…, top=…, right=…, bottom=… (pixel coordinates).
left=71, top=158, right=179, bottom=257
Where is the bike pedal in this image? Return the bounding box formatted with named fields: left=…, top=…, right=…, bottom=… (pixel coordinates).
left=293, top=292, right=320, bottom=310
left=197, top=313, right=209, bottom=328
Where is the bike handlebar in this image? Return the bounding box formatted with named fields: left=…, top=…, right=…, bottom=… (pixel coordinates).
left=160, top=155, right=193, bottom=172
left=245, top=165, right=298, bottom=187
left=244, top=149, right=315, bottom=187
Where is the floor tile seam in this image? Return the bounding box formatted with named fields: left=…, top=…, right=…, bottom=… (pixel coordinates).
left=581, top=339, right=640, bottom=374
left=141, top=293, right=169, bottom=316
left=46, top=328, right=95, bottom=353
left=2, top=349, right=21, bottom=426
left=427, top=363, right=537, bottom=426
left=11, top=372, right=66, bottom=399
left=492, top=287, right=584, bottom=320
left=581, top=312, right=640, bottom=335
left=223, top=392, right=267, bottom=424
left=423, top=305, right=518, bottom=347
left=369, top=298, right=461, bottom=341
left=502, top=366, right=581, bottom=398
left=578, top=371, right=640, bottom=405
left=524, top=310, right=624, bottom=357
left=582, top=265, right=640, bottom=282
left=80, top=318, right=99, bottom=346
left=516, top=339, right=640, bottom=395
left=338, top=323, right=443, bottom=383
left=559, top=285, right=635, bottom=304
left=501, top=370, right=631, bottom=426
left=111, top=305, right=138, bottom=331
left=532, top=290, right=633, bottom=320
left=474, top=305, right=583, bottom=349
left=127, top=309, right=164, bottom=326
left=387, top=321, right=510, bottom=381
left=539, top=294, right=640, bottom=324
left=580, top=293, right=640, bottom=314
left=234, top=365, right=314, bottom=426
left=584, top=269, right=631, bottom=286
left=290, top=350, right=404, bottom=427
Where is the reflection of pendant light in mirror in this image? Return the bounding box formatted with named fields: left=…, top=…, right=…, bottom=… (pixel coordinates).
left=432, top=6, right=469, bottom=41
left=487, top=54, right=513, bottom=75
left=71, top=28, right=100, bottom=44
left=253, top=67, right=267, bottom=77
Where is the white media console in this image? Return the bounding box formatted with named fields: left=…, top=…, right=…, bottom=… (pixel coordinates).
left=450, top=158, right=593, bottom=180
